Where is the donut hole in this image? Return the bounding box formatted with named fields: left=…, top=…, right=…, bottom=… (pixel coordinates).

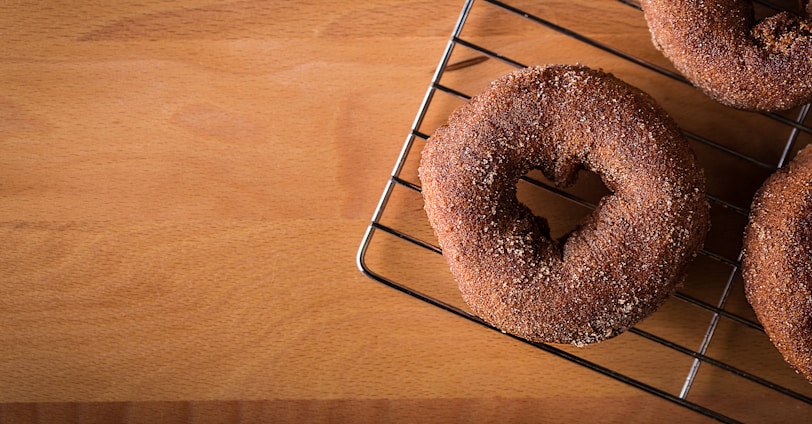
left=754, top=0, right=808, bottom=18
left=517, top=168, right=611, bottom=241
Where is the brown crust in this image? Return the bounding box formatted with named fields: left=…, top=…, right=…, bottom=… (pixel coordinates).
left=640, top=0, right=812, bottom=112
left=743, top=145, right=812, bottom=382
left=418, top=65, right=710, bottom=346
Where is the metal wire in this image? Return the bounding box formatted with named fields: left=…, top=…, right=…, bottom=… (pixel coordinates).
left=357, top=1, right=812, bottom=422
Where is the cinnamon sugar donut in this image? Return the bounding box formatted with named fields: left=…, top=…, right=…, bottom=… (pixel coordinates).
left=743, top=145, right=812, bottom=382
left=418, top=65, right=710, bottom=346
left=641, top=0, right=812, bottom=112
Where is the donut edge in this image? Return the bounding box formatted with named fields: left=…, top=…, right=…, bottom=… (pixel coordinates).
left=742, top=145, right=812, bottom=382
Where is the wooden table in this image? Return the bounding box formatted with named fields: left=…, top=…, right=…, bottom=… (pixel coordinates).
left=2, top=1, right=811, bottom=422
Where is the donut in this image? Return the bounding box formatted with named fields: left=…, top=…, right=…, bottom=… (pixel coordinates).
left=742, top=145, right=812, bottom=382
left=640, top=0, right=812, bottom=112
left=418, top=65, right=710, bottom=346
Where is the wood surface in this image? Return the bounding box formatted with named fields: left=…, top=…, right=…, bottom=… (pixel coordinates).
left=1, top=0, right=810, bottom=422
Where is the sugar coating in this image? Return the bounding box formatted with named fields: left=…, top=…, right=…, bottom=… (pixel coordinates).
left=743, top=145, right=812, bottom=382
left=641, top=0, right=812, bottom=112
left=418, top=65, right=710, bottom=346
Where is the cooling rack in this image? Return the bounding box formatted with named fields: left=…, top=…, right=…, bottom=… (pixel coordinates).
left=356, top=0, right=812, bottom=422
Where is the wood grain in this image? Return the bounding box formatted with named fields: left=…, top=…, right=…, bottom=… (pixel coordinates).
left=2, top=0, right=810, bottom=422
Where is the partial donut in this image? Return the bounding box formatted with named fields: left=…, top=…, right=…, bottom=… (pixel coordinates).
left=743, top=145, right=812, bottom=382
left=418, top=65, right=710, bottom=346
left=641, top=0, right=812, bottom=112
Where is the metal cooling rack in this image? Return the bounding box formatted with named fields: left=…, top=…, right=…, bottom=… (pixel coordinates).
left=356, top=0, right=812, bottom=422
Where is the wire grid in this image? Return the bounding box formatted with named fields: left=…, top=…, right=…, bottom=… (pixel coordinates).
left=356, top=0, right=812, bottom=422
